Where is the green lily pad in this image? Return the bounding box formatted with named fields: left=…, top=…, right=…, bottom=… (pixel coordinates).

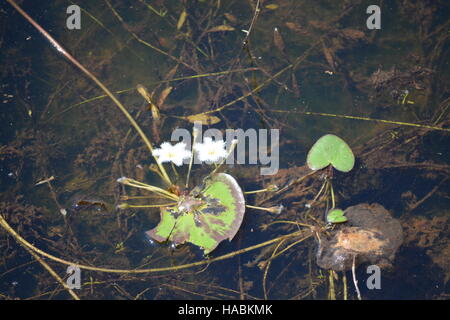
left=326, top=208, right=347, bottom=224
left=307, top=134, right=355, bottom=172
left=145, top=173, right=245, bottom=254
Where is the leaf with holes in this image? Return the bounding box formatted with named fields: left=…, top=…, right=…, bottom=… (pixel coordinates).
left=145, top=173, right=245, bottom=254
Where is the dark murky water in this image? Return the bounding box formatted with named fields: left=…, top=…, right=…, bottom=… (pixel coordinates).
left=0, top=0, right=448, bottom=300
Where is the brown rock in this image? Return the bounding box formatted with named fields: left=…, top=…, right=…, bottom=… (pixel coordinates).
left=316, top=203, right=403, bottom=271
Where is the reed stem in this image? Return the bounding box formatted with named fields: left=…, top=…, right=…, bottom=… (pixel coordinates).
left=5, top=0, right=172, bottom=185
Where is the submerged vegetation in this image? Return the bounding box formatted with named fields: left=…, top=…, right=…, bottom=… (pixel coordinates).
left=0, top=0, right=449, bottom=300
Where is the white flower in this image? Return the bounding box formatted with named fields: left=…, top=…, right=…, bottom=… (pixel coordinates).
left=194, top=137, right=228, bottom=163
left=152, top=142, right=191, bottom=166
left=116, top=176, right=128, bottom=183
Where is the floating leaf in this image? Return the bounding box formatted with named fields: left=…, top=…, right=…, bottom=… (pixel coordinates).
left=326, top=208, right=347, bottom=224
left=307, top=134, right=355, bottom=172
left=186, top=113, right=221, bottom=125
left=207, top=25, right=235, bottom=32
left=145, top=173, right=245, bottom=254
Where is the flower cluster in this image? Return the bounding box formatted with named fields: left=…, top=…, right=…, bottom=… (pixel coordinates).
left=194, top=137, right=228, bottom=163
left=152, top=137, right=229, bottom=166
left=152, top=142, right=191, bottom=166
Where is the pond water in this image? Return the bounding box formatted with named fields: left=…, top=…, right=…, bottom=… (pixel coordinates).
left=0, top=0, right=448, bottom=300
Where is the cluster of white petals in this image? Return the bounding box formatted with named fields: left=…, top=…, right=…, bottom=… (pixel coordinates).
left=194, top=137, right=228, bottom=163
left=152, top=137, right=229, bottom=166
left=152, top=142, right=191, bottom=166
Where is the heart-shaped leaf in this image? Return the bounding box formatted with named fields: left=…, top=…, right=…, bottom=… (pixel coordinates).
left=307, top=134, right=355, bottom=172
left=145, top=173, right=245, bottom=254
left=326, top=208, right=347, bottom=224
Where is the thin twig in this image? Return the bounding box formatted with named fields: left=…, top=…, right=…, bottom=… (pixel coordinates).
left=5, top=0, right=173, bottom=185
left=352, top=255, right=362, bottom=300
left=0, top=212, right=304, bottom=274
left=24, top=246, right=80, bottom=300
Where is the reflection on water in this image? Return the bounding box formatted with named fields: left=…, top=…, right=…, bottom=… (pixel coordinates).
left=0, top=0, right=448, bottom=300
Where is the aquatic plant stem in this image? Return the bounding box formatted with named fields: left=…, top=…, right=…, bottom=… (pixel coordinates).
left=137, top=0, right=167, bottom=17
left=242, top=0, right=261, bottom=45
left=181, top=36, right=326, bottom=119
left=5, top=0, right=172, bottom=186
left=185, top=127, right=199, bottom=188
left=263, top=220, right=314, bottom=229
left=104, top=0, right=196, bottom=72
left=270, top=109, right=450, bottom=132
left=329, top=270, right=336, bottom=300
left=275, top=170, right=317, bottom=195
left=244, top=185, right=278, bottom=194
left=329, top=181, right=335, bottom=209
left=308, top=179, right=328, bottom=208
left=269, top=234, right=312, bottom=260
left=0, top=212, right=304, bottom=274
left=24, top=245, right=80, bottom=300
left=343, top=273, right=348, bottom=300
left=352, top=255, right=362, bottom=300
left=119, top=203, right=177, bottom=209
left=263, top=238, right=286, bottom=300
left=246, top=204, right=282, bottom=214
left=118, top=178, right=179, bottom=201
left=120, top=195, right=170, bottom=200
left=170, top=162, right=179, bottom=180
left=46, top=67, right=259, bottom=123
left=244, top=189, right=269, bottom=194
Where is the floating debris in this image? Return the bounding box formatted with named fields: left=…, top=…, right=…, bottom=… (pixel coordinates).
left=71, top=194, right=108, bottom=213
left=224, top=13, right=238, bottom=24
left=273, top=27, right=285, bottom=53
left=186, top=113, right=221, bottom=125
left=136, top=84, right=160, bottom=120
left=157, top=86, right=172, bottom=111
left=177, top=9, right=187, bottom=30
left=265, top=4, right=279, bottom=10
left=207, top=25, right=235, bottom=33
left=35, top=175, right=55, bottom=186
